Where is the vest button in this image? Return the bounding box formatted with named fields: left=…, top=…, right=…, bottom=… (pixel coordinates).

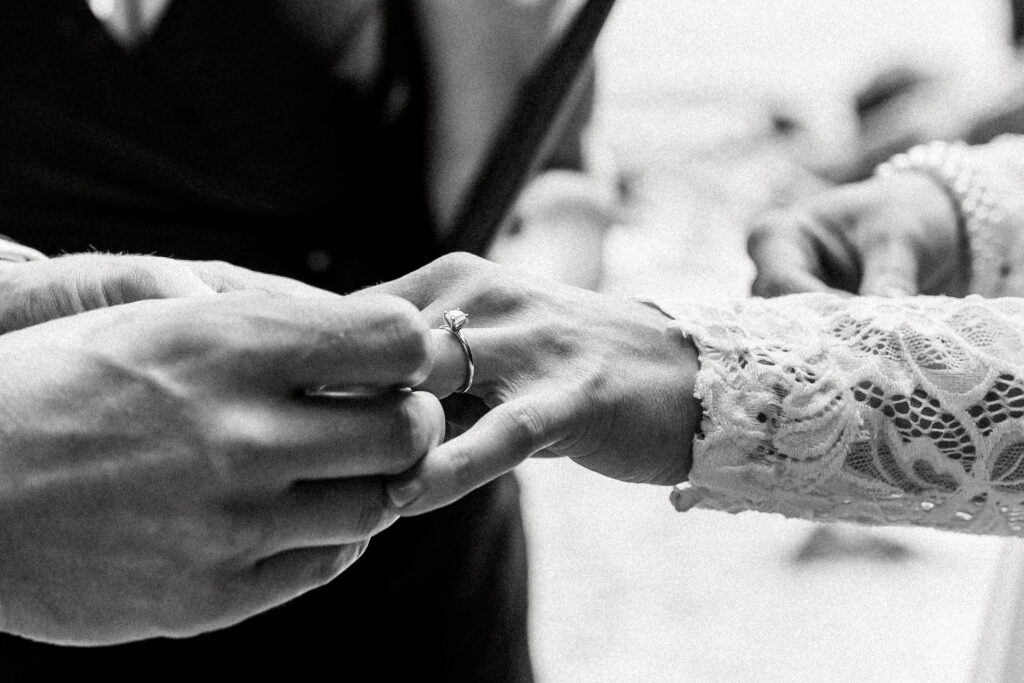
left=306, top=249, right=333, bottom=274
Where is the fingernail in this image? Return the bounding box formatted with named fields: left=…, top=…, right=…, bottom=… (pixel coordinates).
left=386, top=478, right=423, bottom=508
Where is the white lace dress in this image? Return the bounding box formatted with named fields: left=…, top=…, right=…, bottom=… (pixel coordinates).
left=666, top=135, right=1024, bottom=536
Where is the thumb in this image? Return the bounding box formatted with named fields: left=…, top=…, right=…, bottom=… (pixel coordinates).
left=385, top=391, right=573, bottom=515
left=857, top=231, right=919, bottom=297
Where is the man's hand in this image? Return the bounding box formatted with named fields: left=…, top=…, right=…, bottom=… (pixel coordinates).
left=0, top=292, right=443, bottom=645
left=747, top=172, right=966, bottom=297
left=371, top=253, right=701, bottom=516
left=0, top=253, right=332, bottom=333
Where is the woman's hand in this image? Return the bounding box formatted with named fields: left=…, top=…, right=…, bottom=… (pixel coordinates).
left=0, top=253, right=331, bottom=333
left=747, top=171, right=965, bottom=297
left=371, top=253, right=701, bottom=516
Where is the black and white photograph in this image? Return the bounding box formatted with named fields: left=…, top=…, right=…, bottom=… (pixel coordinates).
left=4, top=1, right=1024, bottom=680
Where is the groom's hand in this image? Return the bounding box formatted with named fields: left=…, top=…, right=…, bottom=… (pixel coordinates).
left=0, top=291, right=443, bottom=644
left=0, top=253, right=333, bottom=333
left=370, top=253, right=701, bottom=516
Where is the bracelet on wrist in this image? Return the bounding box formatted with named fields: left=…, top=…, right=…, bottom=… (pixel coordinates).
left=875, top=140, right=1011, bottom=296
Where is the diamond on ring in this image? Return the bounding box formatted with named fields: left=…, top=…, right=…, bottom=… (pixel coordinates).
left=440, top=309, right=474, bottom=394
left=444, top=309, right=468, bottom=332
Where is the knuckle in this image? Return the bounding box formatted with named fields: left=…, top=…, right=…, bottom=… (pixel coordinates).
left=200, top=259, right=236, bottom=274
left=202, top=407, right=275, bottom=485
left=480, top=280, right=529, bottom=317
left=17, top=274, right=69, bottom=327
left=445, top=443, right=478, bottom=491
left=366, top=297, right=431, bottom=376
left=432, top=251, right=488, bottom=278
left=502, top=402, right=547, bottom=456
left=94, top=256, right=189, bottom=305
left=121, top=262, right=176, bottom=300
left=428, top=253, right=523, bottom=315
left=533, top=322, right=575, bottom=360
left=391, top=321, right=432, bottom=381
left=189, top=260, right=236, bottom=291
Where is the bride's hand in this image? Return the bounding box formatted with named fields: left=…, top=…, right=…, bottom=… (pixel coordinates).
left=747, top=171, right=965, bottom=297
left=369, top=253, right=701, bottom=516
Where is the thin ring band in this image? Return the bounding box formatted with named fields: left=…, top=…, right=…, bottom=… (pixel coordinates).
left=440, top=309, right=475, bottom=394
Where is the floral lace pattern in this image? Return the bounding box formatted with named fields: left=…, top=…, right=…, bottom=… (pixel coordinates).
left=659, top=294, right=1024, bottom=535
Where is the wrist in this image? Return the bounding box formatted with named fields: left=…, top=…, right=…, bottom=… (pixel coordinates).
left=879, top=171, right=968, bottom=292
left=879, top=170, right=960, bottom=236
left=875, top=140, right=1006, bottom=295
left=633, top=298, right=699, bottom=483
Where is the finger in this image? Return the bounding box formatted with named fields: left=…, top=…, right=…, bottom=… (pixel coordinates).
left=366, top=252, right=494, bottom=310
left=257, top=478, right=396, bottom=553
left=418, top=327, right=524, bottom=399
left=386, top=392, right=576, bottom=516
left=417, top=329, right=475, bottom=398
left=747, top=212, right=832, bottom=296
left=183, top=292, right=434, bottom=391
left=218, top=390, right=445, bottom=482
left=857, top=231, right=919, bottom=297
left=749, top=185, right=880, bottom=296
left=71, top=255, right=219, bottom=304
left=239, top=543, right=366, bottom=616
left=193, top=260, right=336, bottom=300
left=0, top=256, right=219, bottom=333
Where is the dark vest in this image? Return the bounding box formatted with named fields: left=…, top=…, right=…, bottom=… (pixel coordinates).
left=0, top=0, right=440, bottom=292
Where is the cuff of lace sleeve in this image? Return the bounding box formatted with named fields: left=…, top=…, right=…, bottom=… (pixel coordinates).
left=648, top=295, right=869, bottom=519
left=639, top=298, right=783, bottom=514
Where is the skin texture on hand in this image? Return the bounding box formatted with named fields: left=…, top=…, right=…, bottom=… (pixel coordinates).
left=0, top=253, right=335, bottom=333
left=0, top=291, right=444, bottom=645
left=747, top=172, right=965, bottom=298
left=369, top=253, right=701, bottom=517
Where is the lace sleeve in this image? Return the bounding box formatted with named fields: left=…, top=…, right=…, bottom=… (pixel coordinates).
left=657, top=293, right=1024, bottom=535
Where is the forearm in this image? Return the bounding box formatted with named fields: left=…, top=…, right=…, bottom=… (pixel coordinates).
left=659, top=292, right=1024, bottom=536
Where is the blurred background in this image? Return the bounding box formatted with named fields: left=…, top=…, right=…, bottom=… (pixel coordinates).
left=517, top=1, right=1024, bottom=680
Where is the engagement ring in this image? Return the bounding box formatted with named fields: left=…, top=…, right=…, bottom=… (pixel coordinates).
left=440, top=309, right=475, bottom=394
